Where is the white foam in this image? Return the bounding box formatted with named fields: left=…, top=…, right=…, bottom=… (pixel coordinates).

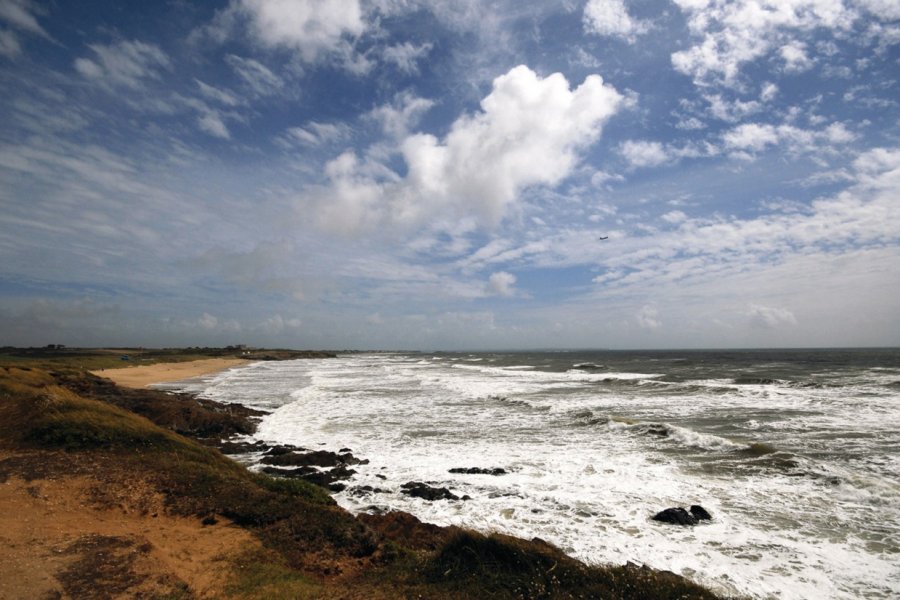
left=183, top=354, right=900, bottom=600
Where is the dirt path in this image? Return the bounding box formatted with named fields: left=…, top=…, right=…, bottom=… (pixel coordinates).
left=0, top=457, right=260, bottom=599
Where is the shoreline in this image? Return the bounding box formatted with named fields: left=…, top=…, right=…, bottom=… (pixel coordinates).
left=93, top=358, right=251, bottom=389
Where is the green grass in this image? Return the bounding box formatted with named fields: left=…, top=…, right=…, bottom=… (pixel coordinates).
left=225, top=548, right=323, bottom=599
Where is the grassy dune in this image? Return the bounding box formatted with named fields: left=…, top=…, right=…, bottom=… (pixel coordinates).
left=0, top=352, right=730, bottom=599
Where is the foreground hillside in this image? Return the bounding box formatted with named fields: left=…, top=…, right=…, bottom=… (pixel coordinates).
left=0, top=360, right=728, bottom=599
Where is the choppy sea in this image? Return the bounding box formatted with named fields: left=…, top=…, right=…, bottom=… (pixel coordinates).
left=167, top=349, right=900, bottom=599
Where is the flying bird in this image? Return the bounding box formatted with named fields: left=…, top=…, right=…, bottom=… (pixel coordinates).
left=598, top=236, right=608, bottom=240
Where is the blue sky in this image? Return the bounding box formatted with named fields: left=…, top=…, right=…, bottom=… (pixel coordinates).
left=0, top=0, right=898, bottom=350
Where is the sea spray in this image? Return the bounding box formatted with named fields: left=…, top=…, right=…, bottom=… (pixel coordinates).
left=175, top=349, right=900, bottom=600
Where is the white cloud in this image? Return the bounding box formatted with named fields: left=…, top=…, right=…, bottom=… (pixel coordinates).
left=662, top=210, right=688, bottom=224
left=583, top=0, right=648, bottom=42
left=779, top=41, right=813, bottom=72
left=198, top=312, right=218, bottom=330
left=748, top=303, right=797, bottom=328
left=588, top=146, right=900, bottom=297
left=672, top=0, right=857, bottom=84
left=723, top=121, right=855, bottom=156
left=235, top=0, right=365, bottom=62
left=74, top=40, right=170, bottom=89
left=225, top=54, right=284, bottom=97
left=855, top=0, right=900, bottom=20
left=318, top=65, right=623, bottom=233
left=723, top=123, right=780, bottom=153
left=283, top=121, right=350, bottom=146
left=196, top=79, right=241, bottom=106
left=382, top=41, right=433, bottom=73
left=620, top=140, right=669, bottom=168
left=637, top=305, right=661, bottom=329
left=198, top=112, right=231, bottom=139
left=0, top=28, right=20, bottom=56
left=367, top=91, right=435, bottom=138
left=488, top=271, right=517, bottom=296
left=0, top=0, right=49, bottom=38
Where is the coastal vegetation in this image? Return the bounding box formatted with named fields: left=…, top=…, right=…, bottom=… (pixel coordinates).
left=0, top=349, right=728, bottom=598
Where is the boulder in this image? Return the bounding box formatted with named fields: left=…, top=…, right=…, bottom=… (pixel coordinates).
left=448, top=467, right=507, bottom=476
left=400, top=481, right=459, bottom=501
left=689, top=505, right=712, bottom=521
left=261, top=449, right=359, bottom=468
left=652, top=507, right=698, bottom=526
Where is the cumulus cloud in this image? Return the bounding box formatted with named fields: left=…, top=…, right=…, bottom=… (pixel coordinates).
left=317, top=65, right=623, bottom=233
left=207, top=0, right=366, bottom=65
left=488, top=271, right=517, bottom=296
left=620, top=140, right=669, bottom=168
left=779, top=40, right=813, bottom=72
left=583, top=0, right=648, bottom=42
left=74, top=40, right=170, bottom=89
left=367, top=91, right=435, bottom=138
left=671, top=0, right=857, bottom=84
left=722, top=121, right=855, bottom=157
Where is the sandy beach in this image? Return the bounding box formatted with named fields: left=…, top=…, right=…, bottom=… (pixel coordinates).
left=94, top=358, right=250, bottom=389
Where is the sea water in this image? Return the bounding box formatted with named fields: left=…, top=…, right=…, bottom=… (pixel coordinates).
left=172, top=349, right=900, bottom=599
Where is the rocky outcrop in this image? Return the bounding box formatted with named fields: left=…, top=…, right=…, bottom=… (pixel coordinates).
left=652, top=505, right=713, bottom=526
left=449, top=467, right=507, bottom=476
left=400, top=481, right=468, bottom=501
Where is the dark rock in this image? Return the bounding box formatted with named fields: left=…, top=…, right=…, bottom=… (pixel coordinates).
left=339, top=447, right=352, bottom=453
left=349, top=485, right=389, bottom=497
left=400, top=481, right=460, bottom=501
left=448, top=467, right=507, bottom=476
left=263, top=444, right=305, bottom=456
left=652, top=507, right=698, bottom=526
left=261, top=464, right=356, bottom=490
left=375, top=474, right=387, bottom=480
left=216, top=440, right=265, bottom=454
left=261, top=466, right=318, bottom=478
left=689, top=505, right=712, bottom=521
left=260, top=449, right=358, bottom=468
left=201, top=515, right=218, bottom=526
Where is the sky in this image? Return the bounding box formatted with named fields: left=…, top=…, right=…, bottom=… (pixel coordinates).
left=0, top=0, right=898, bottom=351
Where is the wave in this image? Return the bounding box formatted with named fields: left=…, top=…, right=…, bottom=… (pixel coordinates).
left=731, top=377, right=833, bottom=389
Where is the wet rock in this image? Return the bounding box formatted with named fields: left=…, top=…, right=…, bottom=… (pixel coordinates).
left=261, top=464, right=356, bottom=491
left=652, top=507, right=698, bottom=526
left=448, top=467, right=507, bottom=476
left=216, top=440, right=266, bottom=454
left=263, top=444, right=306, bottom=456
left=349, top=485, right=389, bottom=497
left=689, top=505, right=712, bottom=521
left=400, top=481, right=459, bottom=501
left=261, top=449, right=359, bottom=468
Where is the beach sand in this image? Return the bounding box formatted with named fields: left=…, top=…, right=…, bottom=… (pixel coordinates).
left=94, top=358, right=250, bottom=389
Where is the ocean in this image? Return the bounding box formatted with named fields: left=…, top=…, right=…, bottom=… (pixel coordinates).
left=169, top=349, right=900, bottom=599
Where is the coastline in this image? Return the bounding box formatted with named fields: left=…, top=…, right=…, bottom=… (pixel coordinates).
left=0, top=350, right=726, bottom=598
left=93, top=358, right=251, bottom=389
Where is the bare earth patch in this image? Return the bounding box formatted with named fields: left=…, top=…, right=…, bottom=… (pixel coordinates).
left=0, top=455, right=261, bottom=599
